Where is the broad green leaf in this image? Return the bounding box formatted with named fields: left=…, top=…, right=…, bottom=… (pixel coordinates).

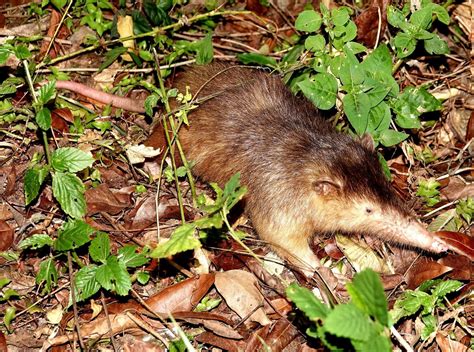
left=144, top=94, right=159, bottom=117
left=391, top=291, right=431, bottom=323
left=36, top=107, right=52, bottom=130
left=95, top=256, right=131, bottom=296
left=150, top=223, right=201, bottom=258
left=354, top=332, right=392, bottom=352
left=431, top=280, right=462, bottom=299
left=99, top=46, right=128, bottom=72
left=297, top=73, right=338, bottom=110
left=339, top=60, right=364, bottom=90
left=424, top=35, right=449, bottom=55
left=13, top=45, right=31, bottom=60
left=37, top=81, right=56, bottom=105
left=52, top=172, right=86, bottom=219
left=143, top=0, right=172, bottom=26
left=393, top=33, right=416, bottom=58
left=343, top=93, right=370, bottom=135
left=295, top=10, right=322, bottom=32
left=55, top=219, right=94, bottom=251
left=286, top=283, right=330, bottom=320
left=24, top=165, right=50, bottom=205
left=73, top=265, right=100, bottom=303
left=137, top=271, right=150, bottom=285
left=392, top=86, right=442, bottom=129
left=346, top=269, right=389, bottom=326
left=118, top=245, right=149, bottom=268
left=304, top=34, right=326, bottom=52
left=341, top=21, right=357, bottom=43
left=51, top=0, right=67, bottom=9
left=0, top=45, right=14, bottom=64
left=237, top=53, right=277, bottom=67
left=0, top=278, right=10, bottom=289
left=194, top=33, right=213, bottom=65
left=223, top=173, right=247, bottom=212
left=379, top=129, right=409, bottom=147
left=331, top=7, right=351, bottom=26
left=18, top=234, right=53, bottom=250
left=324, top=303, right=372, bottom=341
left=89, top=232, right=110, bottom=263
left=36, top=258, right=58, bottom=292
left=387, top=6, right=406, bottom=28
left=410, top=7, right=433, bottom=30
left=360, top=44, right=393, bottom=76
left=367, top=102, right=391, bottom=133
left=430, top=3, right=450, bottom=24
left=421, top=314, right=436, bottom=340
left=344, top=41, right=367, bottom=55
left=51, top=147, right=94, bottom=173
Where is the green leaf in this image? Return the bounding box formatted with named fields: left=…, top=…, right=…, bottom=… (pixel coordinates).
left=143, top=0, right=172, bottom=26
left=367, top=102, right=391, bottom=133
left=37, top=81, right=56, bottom=105
left=410, top=7, right=433, bottom=30
left=297, top=73, right=338, bottom=110
left=95, top=256, right=131, bottom=296
left=391, top=290, right=431, bottom=322
left=118, top=245, right=149, bottom=268
left=379, top=129, right=409, bottom=147
left=144, top=93, right=159, bottom=117
left=392, top=86, right=442, bottom=129
left=325, top=303, right=372, bottom=341
left=55, top=219, right=94, bottom=251
left=150, top=223, right=201, bottom=258
left=0, top=288, right=19, bottom=302
left=136, top=271, right=150, bottom=285
left=343, top=93, right=370, bottom=135
left=361, top=44, right=393, bottom=76
left=286, top=283, right=330, bottom=320
left=51, top=0, right=67, bottom=9
left=0, top=278, right=10, bottom=289
left=36, top=257, right=58, bottom=292
left=346, top=269, right=389, bottom=326
left=51, top=147, right=94, bottom=173
left=194, top=33, right=213, bottom=65
left=222, top=173, right=247, bottom=212
left=24, top=165, right=50, bottom=205
left=431, top=280, right=462, bottom=299
left=73, top=265, right=101, bottom=303
left=89, top=232, right=110, bottom=263
left=393, top=33, right=416, bottom=58
left=424, top=35, right=449, bottom=55
left=295, top=10, right=322, bottom=32
left=237, top=53, right=277, bottom=67
left=36, top=107, right=52, bottom=130
left=339, top=60, right=364, bottom=91
left=331, top=7, right=351, bottom=26
left=18, top=234, right=53, bottom=250
left=13, top=45, right=31, bottom=60
left=99, top=46, right=128, bottom=72
left=0, top=45, right=14, bottom=64
left=354, top=332, right=392, bottom=352
left=427, top=209, right=457, bottom=232
left=305, top=34, right=326, bottom=52
left=387, top=6, right=406, bottom=28
left=3, top=307, right=16, bottom=331
left=52, top=172, right=87, bottom=219
left=430, top=4, right=450, bottom=25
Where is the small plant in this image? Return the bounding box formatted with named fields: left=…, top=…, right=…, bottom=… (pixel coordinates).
left=286, top=269, right=392, bottom=351
left=391, top=279, right=463, bottom=340
left=428, top=197, right=474, bottom=232
left=416, top=177, right=441, bottom=207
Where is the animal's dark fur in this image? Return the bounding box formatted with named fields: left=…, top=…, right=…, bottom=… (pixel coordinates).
left=149, top=63, right=445, bottom=273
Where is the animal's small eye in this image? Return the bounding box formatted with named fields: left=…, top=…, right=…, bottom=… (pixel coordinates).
left=366, top=208, right=373, bottom=214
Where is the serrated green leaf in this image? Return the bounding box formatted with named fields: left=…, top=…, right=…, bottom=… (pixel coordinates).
left=295, top=10, right=322, bottom=32
left=346, top=269, right=389, bottom=326
left=36, top=258, right=58, bottom=292
left=95, top=256, right=131, bottom=295
left=51, top=147, right=94, bottom=173
left=37, top=81, right=56, bottom=105
left=52, top=172, right=86, bottom=219
left=89, top=232, right=110, bottom=263
left=73, top=265, right=100, bottom=303
left=237, top=53, right=277, bottom=67
left=24, top=165, right=50, bottom=205
left=55, top=219, right=94, bottom=251
left=36, top=107, right=52, bottom=130
left=325, top=303, right=373, bottom=341
left=18, top=234, right=53, bottom=250
left=424, top=35, right=449, bottom=55
left=431, top=280, right=462, bottom=299
left=343, top=93, right=370, bottom=135
left=286, top=283, right=330, bottom=320
left=150, top=223, right=201, bottom=258
left=391, top=291, right=431, bottom=322
left=118, top=245, right=149, bottom=268
left=297, top=73, right=338, bottom=110
left=13, top=45, right=31, bottom=60
left=136, top=271, right=150, bottom=285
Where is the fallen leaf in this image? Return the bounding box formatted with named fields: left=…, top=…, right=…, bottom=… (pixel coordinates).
left=126, top=144, right=162, bottom=164
left=438, top=254, right=472, bottom=281
left=0, top=165, right=16, bottom=197
left=435, top=231, right=474, bottom=260
left=0, top=221, right=14, bottom=251
left=405, top=258, right=453, bottom=289
left=355, top=0, right=390, bottom=47
left=215, top=270, right=271, bottom=326
left=195, top=331, right=244, bottom=352
left=85, top=183, right=131, bottom=215
left=436, top=331, right=470, bottom=352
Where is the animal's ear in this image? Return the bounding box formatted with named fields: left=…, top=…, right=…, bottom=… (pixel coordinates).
left=359, top=133, right=375, bottom=151
left=312, top=177, right=341, bottom=196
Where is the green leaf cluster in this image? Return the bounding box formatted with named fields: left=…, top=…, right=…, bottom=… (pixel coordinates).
left=19, top=219, right=150, bottom=300
left=286, top=269, right=391, bottom=351
left=151, top=173, right=247, bottom=258
left=24, top=147, right=94, bottom=219
left=388, top=1, right=449, bottom=58
left=428, top=197, right=474, bottom=232
left=391, top=279, right=462, bottom=339
left=77, top=0, right=114, bottom=36
left=416, top=177, right=441, bottom=207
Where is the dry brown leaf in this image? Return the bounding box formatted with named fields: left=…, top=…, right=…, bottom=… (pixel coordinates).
left=215, top=270, right=271, bottom=326
left=355, top=0, right=390, bottom=47
left=195, top=331, right=244, bottom=352
left=0, top=221, right=14, bottom=251
left=85, top=183, right=131, bottom=215
left=0, top=165, right=16, bottom=197
left=438, top=254, right=472, bottom=281
left=435, top=231, right=474, bottom=260
left=259, top=318, right=299, bottom=351
left=406, top=258, right=453, bottom=289
left=436, top=332, right=470, bottom=352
